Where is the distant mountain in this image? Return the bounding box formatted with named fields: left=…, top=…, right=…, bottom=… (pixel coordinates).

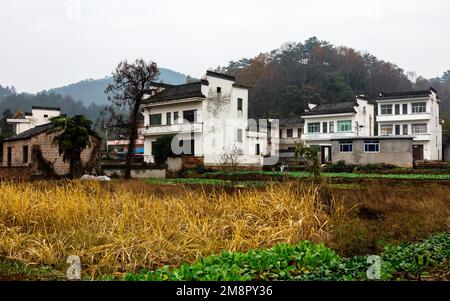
left=45, top=68, right=187, bottom=106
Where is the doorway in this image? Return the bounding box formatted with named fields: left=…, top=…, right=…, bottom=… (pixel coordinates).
left=321, top=146, right=332, bottom=164
left=413, top=144, right=424, bottom=161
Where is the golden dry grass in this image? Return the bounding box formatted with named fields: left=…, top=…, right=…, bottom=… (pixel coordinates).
left=0, top=180, right=342, bottom=279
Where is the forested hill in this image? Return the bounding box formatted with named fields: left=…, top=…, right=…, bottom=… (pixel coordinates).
left=46, top=68, right=187, bottom=106
left=222, top=37, right=450, bottom=119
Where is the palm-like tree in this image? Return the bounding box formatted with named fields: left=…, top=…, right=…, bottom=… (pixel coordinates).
left=48, top=115, right=95, bottom=178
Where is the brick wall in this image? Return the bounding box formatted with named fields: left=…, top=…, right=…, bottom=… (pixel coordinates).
left=2, top=131, right=101, bottom=176
left=0, top=166, right=31, bottom=180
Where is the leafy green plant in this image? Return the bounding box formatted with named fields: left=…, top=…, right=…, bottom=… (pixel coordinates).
left=121, top=233, right=450, bottom=281
left=295, top=144, right=320, bottom=178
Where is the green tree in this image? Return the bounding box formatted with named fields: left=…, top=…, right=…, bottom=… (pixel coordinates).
left=48, top=115, right=96, bottom=178
left=0, top=109, right=14, bottom=138
left=295, top=144, right=320, bottom=178
left=441, top=112, right=450, bottom=144
left=279, top=85, right=321, bottom=118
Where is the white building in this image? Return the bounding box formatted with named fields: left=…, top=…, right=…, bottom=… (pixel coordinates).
left=376, top=88, right=443, bottom=161
left=269, top=118, right=304, bottom=163
left=140, top=71, right=267, bottom=167
left=7, top=106, right=61, bottom=135
left=301, top=97, right=375, bottom=163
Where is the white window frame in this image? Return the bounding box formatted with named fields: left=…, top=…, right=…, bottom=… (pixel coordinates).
left=339, top=141, right=353, bottom=153
left=337, top=120, right=352, bottom=132
left=380, top=104, right=393, bottom=115
left=364, top=140, right=380, bottom=153
left=411, top=123, right=427, bottom=134
left=307, top=122, right=320, bottom=133
left=402, top=124, right=408, bottom=135
left=380, top=124, right=393, bottom=135
left=329, top=121, right=334, bottom=133
left=411, top=102, right=426, bottom=114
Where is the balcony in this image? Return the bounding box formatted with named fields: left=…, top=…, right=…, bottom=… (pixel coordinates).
left=279, top=137, right=302, bottom=145
left=140, top=122, right=203, bottom=136
left=376, top=113, right=430, bottom=122
left=302, top=132, right=357, bottom=141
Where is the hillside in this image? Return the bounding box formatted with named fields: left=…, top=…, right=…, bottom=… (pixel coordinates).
left=46, top=68, right=187, bottom=106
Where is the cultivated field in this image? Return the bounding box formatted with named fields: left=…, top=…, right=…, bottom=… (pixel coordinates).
left=0, top=178, right=449, bottom=280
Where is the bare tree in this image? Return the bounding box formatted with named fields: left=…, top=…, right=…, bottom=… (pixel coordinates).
left=220, top=145, right=240, bottom=169
left=103, top=59, right=159, bottom=179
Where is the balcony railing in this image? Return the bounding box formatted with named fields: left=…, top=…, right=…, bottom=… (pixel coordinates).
left=140, top=122, right=203, bottom=136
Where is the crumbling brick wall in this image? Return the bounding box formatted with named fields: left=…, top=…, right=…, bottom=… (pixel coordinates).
left=2, top=131, right=101, bottom=176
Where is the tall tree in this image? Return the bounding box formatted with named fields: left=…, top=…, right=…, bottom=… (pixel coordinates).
left=48, top=115, right=96, bottom=178
left=104, top=59, right=159, bottom=179
left=0, top=109, right=14, bottom=138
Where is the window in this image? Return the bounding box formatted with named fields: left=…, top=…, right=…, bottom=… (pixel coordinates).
left=149, top=113, right=162, bottom=126
left=217, top=87, right=222, bottom=94
left=298, top=128, right=302, bottom=138
left=255, top=144, right=260, bottom=155
left=237, top=129, right=243, bottom=142
left=395, top=125, right=401, bottom=135
left=7, top=147, right=12, bottom=167
left=380, top=125, right=393, bottom=135
left=322, top=122, right=328, bottom=133
left=329, top=122, right=334, bottom=133
left=339, top=140, right=353, bottom=153
left=44, top=114, right=48, bottom=118
left=337, top=120, right=352, bottom=132
left=412, top=123, right=427, bottom=134
left=23, top=145, right=28, bottom=164
left=237, top=98, right=243, bottom=111
left=364, top=140, right=380, bottom=153
left=412, top=102, right=426, bottom=113
left=279, top=129, right=283, bottom=138
left=307, top=123, right=320, bottom=133
left=380, top=104, right=393, bottom=115
left=286, top=129, right=293, bottom=138
left=183, top=110, right=197, bottom=123
left=403, top=124, right=408, bottom=135
left=395, top=104, right=400, bottom=115
left=402, top=104, right=408, bottom=115
left=174, top=112, right=179, bottom=124
left=166, top=112, right=171, bottom=125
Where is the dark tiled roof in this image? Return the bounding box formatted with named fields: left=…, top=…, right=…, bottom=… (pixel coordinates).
left=206, top=70, right=235, bottom=81
left=302, top=101, right=357, bottom=116
left=32, top=106, right=60, bottom=111
left=279, top=118, right=304, bottom=127
left=377, top=88, right=437, bottom=100
left=4, top=123, right=53, bottom=141
left=232, top=83, right=251, bottom=89
left=142, top=80, right=208, bottom=104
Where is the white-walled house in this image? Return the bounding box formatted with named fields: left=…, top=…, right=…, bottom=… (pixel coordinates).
left=7, top=106, right=61, bottom=135
left=140, top=71, right=267, bottom=167
left=300, top=97, right=375, bottom=163
left=376, top=88, right=443, bottom=161
left=269, top=118, right=304, bottom=163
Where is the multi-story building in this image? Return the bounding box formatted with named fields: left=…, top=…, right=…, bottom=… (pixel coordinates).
left=301, top=97, right=375, bottom=163
left=376, top=88, right=443, bottom=161
left=270, top=118, right=304, bottom=163
left=140, top=71, right=267, bottom=167
left=7, top=106, right=61, bottom=135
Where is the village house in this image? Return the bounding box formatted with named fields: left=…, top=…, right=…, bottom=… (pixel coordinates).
left=140, top=71, right=268, bottom=167
left=271, top=118, right=304, bottom=163
left=301, top=96, right=375, bottom=164
left=7, top=106, right=61, bottom=135
left=376, top=88, right=443, bottom=161
left=0, top=107, right=101, bottom=178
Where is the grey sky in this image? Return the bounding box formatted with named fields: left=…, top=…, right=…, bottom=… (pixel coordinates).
left=1, top=0, right=449, bottom=93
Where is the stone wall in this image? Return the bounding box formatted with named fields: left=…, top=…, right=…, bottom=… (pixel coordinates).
left=0, top=166, right=31, bottom=180
left=103, top=167, right=166, bottom=179
left=2, top=131, right=101, bottom=176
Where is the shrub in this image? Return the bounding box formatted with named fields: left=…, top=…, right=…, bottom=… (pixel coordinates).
left=152, top=135, right=176, bottom=165
left=356, top=163, right=397, bottom=172
left=323, top=160, right=356, bottom=173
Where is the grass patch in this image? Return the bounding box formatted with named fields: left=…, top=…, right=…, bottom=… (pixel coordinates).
left=204, top=170, right=450, bottom=181
left=0, top=258, right=64, bottom=281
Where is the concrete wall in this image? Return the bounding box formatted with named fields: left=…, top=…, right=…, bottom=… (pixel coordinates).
left=331, top=138, right=413, bottom=167
left=103, top=168, right=166, bottom=179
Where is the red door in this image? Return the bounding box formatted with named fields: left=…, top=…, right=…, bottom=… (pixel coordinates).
left=413, top=144, right=424, bottom=161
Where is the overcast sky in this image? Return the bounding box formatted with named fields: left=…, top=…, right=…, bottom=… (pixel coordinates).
left=1, top=0, right=449, bottom=93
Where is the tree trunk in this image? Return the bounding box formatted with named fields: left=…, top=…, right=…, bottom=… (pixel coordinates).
left=124, top=100, right=141, bottom=179
left=69, top=152, right=83, bottom=179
